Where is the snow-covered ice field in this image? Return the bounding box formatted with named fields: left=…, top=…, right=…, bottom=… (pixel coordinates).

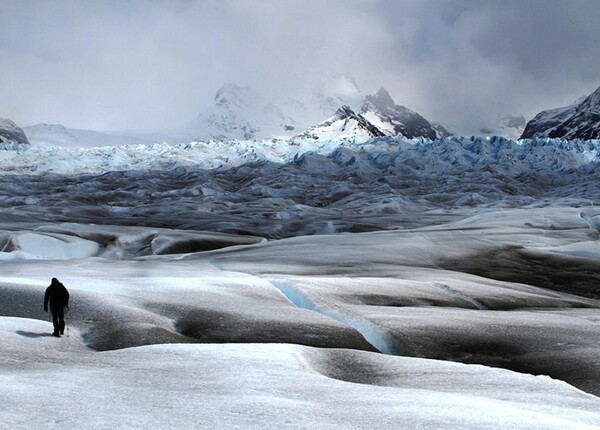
left=1, top=137, right=600, bottom=428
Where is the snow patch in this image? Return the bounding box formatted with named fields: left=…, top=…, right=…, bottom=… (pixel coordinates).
left=3, top=232, right=100, bottom=260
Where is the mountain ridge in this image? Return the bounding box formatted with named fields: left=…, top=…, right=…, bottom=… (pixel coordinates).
left=521, top=87, right=600, bottom=139
left=360, top=87, right=448, bottom=139
left=187, top=80, right=448, bottom=143
left=292, top=87, right=449, bottom=142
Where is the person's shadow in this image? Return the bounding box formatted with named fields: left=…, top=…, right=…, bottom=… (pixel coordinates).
left=16, top=330, right=54, bottom=338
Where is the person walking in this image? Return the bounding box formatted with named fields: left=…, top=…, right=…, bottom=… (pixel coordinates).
left=44, top=278, right=70, bottom=337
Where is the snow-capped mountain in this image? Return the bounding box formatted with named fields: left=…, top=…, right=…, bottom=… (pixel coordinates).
left=187, top=79, right=449, bottom=143
left=520, top=97, right=585, bottom=139
left=281, top=76, right=366, bottom=134
left=185, top=77, right=366, bottom=142
left=0, top=118, right=30, bottom=147
left=186, top=83, right=297, bottom=141
left=360, top=88, right=448, bottom=139
left=547, top=87, right=600, bottom=139
left=293, top=88, right=447, bottom=142
left=22, top=78, right=451, bottom=147
left=521, top=87, right=600, bottom=139
left=292, top=105, right=385, bottom=142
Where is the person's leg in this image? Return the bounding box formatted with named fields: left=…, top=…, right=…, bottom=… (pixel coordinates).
left=56, top=307, right=65, bottom=335
left=59, top=315, right=65, bottom=335
left=51, top=311, right=60, bottom=336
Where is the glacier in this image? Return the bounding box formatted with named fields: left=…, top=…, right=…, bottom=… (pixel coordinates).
left=1, top=136, right=599, bottom=238
left=2, top=134, right=600, bottom=175
left=1, top=135, right=600, bottom=429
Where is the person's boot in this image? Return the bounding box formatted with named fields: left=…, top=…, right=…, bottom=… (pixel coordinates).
left=52, top=331, right=60, bottom=337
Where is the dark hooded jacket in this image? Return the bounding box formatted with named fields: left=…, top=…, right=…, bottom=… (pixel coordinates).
left=44, top=278, right=69, bottom=312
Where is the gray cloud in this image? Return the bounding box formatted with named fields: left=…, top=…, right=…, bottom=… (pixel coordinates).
left=1, top=0, right=599, bottom=133
left=376, top=0, right=600, bottom=132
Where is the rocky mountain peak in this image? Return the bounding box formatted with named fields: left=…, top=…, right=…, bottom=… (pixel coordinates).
left=187, top=79, right=451, bottom=142
left=360, top=89, right=441, bottom=140
left=521, top=86, right=600, bottom=140
left=292, top=105, right=385, bottom=142
left=575, top=86, right=600, bottom=114
left=334, top=105, right=357, bottom=119
left=364, top=87, right=395, bottom=111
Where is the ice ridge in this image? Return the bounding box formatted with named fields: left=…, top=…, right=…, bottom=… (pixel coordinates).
left=1, top=135, right=599, bottom=176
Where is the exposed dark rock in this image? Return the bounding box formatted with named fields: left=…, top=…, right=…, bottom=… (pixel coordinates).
left=521, top=87, right=600, bottom=139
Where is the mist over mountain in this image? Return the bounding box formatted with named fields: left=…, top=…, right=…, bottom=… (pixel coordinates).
left=23, top=123, right=156, bottom=148
left=311, top=75, right=365, bottom=118
left=184, top=78, right=450, bottom=143
left=185, top=83, right=297, bottom=141
left=477, top=114, right=526, bottom=141
left=18, top=77, right=600, bottom=148
left=183, top=77, right=364, bottom=142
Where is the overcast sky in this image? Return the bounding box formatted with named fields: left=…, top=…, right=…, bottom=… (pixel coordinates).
left=1, top=0, right=600, bottom=133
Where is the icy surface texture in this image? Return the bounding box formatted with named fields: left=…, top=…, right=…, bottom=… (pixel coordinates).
left=1, top=135, right=600, bottom=428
